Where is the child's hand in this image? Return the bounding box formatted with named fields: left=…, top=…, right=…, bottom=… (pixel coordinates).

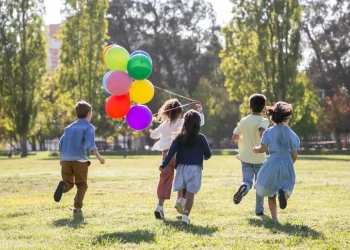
left=195, top=103, right=202, bottom=112
left=99, top=157, right=105, bottom=164
left=253, top=147, right=259, bottom=154
left=159, top=167, right=165, bottom=172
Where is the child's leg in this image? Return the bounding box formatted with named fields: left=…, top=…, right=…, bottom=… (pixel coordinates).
left=72, top=161, right=90, bottom=210
left=234, top=162, right=254, bottom=204
left=183, top=165, right=202, bottom=216
left=177, top=189, right=187, bottom=199
left=54, top=161, right=75, bottom=202
left=253, top=164, right=264, bottom=215
left=184, top=192, right=195, bottom=216
left=60, top=161, right=75, bottom=193
left=268, top=196, right=278, bottom=222
left=157, top=151, right=175, bottom=206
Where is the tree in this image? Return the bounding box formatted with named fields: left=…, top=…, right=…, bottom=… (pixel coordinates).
left=58, top=0, right=113, bottom=134
left=0, top=0, right=46, bottom=157
left=106, top=0, right=233, bottom=144
left=107, top=0, right=221, bottom=109
left=221, top=0, right=319, bottom=129
left=303, top=0, right=350, bottom=148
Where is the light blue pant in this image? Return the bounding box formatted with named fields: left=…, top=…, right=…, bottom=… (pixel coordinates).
left=241, top=162, right=264, bottom=214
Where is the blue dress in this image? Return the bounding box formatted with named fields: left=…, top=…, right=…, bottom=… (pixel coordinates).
left=255, top=124, right=300, bottom=197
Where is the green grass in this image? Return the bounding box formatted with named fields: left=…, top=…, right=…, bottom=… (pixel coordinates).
left=0, top=154, right=350, bottom=249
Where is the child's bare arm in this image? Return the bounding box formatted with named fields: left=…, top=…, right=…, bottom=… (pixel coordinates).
left=291, top=151, right=298, bottom=164
left=253, top=144, right=268, bottom=154
left=91, top=150, right=105, bottom=164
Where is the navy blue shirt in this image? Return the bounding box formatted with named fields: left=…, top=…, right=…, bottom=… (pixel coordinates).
left=58, top=119, right=98, bottom=161
left=160, top=133, right=212, bottom=169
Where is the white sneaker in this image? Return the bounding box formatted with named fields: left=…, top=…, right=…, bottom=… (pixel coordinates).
left=174, top=198, right=186, bottom=215
left=181, top=215, right=190, bottom=225
left=154, top=205, right=164, bottom=219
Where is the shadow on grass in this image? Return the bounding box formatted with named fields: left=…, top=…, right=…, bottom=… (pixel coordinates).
left=162, top=218, right=218, bottom=236
left=93, top=230, right=155, bottom=245
left=248, top=218, right=324, bottom=239
left=53, top=215, right=86, bottom=229
left=298, top=156, right=350, bottom=162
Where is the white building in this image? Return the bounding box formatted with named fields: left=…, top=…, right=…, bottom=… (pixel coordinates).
left=47, top=24, right=61, bottom=72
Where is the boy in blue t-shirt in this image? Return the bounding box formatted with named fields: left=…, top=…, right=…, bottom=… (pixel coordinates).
left=54, top=101, right=105, bottom=215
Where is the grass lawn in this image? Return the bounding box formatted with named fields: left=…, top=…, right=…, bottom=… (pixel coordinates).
left=0, top=154, right=349, bottom=249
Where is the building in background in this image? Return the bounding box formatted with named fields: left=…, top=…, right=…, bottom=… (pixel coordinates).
left=47, top=24, right=61, bottom=72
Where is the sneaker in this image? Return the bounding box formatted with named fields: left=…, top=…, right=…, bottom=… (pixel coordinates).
left=256, top=211, right=265, bottom=216
left=54, top=181, right=65, bottom=202
left=175, top=198, right=186, bottom=215
left=181, top=215, right=190, bottom=225
left=233, top=184, right=247, bottom=204
left=278, top=190, right=287, bottom=209
left=71, top=208, right=83, bottom=216
left=154, top=205, right=164, bottom=219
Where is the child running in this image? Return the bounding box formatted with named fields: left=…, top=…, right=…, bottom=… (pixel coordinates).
left=232, top=94, right=269, bottom=216
left=253, top=101, right=300, bottom=222
left=159, top=110, right=212, bottom=225
left=54, top=101, right=105, bottom=215
left=151, top=99, right=204, bottom=219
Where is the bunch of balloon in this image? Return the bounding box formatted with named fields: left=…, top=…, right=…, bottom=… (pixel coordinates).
left=102, top=45, right=154, bottom=131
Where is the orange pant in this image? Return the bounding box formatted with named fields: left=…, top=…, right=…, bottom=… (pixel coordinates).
left=157, top=150, right=176, bottom=200
left=60, top=161, right=90, bottom=209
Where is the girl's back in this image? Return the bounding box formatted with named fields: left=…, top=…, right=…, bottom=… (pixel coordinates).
left=263, top=124, right=299, bottom=154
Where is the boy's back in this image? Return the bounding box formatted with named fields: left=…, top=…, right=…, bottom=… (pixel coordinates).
left=59, top=120, right=97, bottom=161
left=234, top=114, right=269, bottom=164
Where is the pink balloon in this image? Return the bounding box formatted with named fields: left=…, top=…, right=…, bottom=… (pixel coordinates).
left=106, top=71, right=132, bottom=96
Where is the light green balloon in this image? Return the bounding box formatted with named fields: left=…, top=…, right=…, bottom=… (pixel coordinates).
left=105, top=46, right=130, bottom=71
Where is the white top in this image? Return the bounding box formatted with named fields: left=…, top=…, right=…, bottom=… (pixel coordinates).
left=150, top=113, right=205, bottom=151
left=233, top=114, right=269, bottom=164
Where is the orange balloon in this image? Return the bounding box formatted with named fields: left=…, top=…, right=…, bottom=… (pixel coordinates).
left=102, top=45, right=116, bottom=65
left=105, top=94, right=131, bottom=119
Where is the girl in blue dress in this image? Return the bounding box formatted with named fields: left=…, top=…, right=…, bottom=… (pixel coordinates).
left=253, top=102, right=300, bottom=222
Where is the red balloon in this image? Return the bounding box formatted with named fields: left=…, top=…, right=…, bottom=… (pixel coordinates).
left=105, top=94, right=131, bottom=119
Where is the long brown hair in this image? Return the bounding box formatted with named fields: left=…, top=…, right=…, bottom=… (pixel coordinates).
left=265, top=101, right=293, bottom=124
left=157, top=98, right=183, bottom=124
left=175, top=110, right=201, bottom=145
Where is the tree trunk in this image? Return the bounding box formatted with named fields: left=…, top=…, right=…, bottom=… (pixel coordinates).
left=342, top=134, right=348, bottom=150
left=38, top=136, right=46, bottom=151
left=335, top=132, right=342, bottom=150
left=20, top=133, right=28, bottom=157
left=30, top=136, right=37, bottom=151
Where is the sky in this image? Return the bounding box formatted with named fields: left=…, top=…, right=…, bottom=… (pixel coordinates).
left=43, top=0, right=233, bottom=25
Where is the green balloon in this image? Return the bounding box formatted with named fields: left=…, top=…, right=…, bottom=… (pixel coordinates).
left=127, top=55, right=153, bottom=80
left=105, top=46, right=130, bottom=71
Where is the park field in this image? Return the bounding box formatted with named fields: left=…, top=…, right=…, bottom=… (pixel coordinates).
left=0, top=154, right=350, bottom=249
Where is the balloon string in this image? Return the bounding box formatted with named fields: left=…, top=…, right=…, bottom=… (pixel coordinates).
left=153, top=85, right=199, bottom=103
left=152, top=102, right=197, bottom=116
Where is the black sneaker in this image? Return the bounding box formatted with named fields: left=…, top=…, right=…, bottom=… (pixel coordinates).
left=54, top=181, right=65, bottom=202
left=278, top=190, right=287, bottom=209
left=233, top=185, right=247, bottom=204
left=256, top=211, right=265, bottom=216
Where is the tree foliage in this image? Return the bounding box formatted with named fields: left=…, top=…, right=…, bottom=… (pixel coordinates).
left=221, top=0, right=319, bottom=132
left=303, top=0, right=350, bottom=147
left=58, top=0, right=114, bottom=134
left=0, top=0, right=47, bottom=156
left=107, top=0, right=221, bottom=106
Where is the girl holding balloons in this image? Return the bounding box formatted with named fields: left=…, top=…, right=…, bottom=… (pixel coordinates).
left=151, top=99, right=204, bottom=220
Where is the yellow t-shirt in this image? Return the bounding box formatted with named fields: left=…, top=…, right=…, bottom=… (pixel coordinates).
left=233, top=114, right=270, bottom=164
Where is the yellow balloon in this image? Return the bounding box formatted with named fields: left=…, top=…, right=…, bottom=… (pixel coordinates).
left=130, top=80, right=154, bottom=104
